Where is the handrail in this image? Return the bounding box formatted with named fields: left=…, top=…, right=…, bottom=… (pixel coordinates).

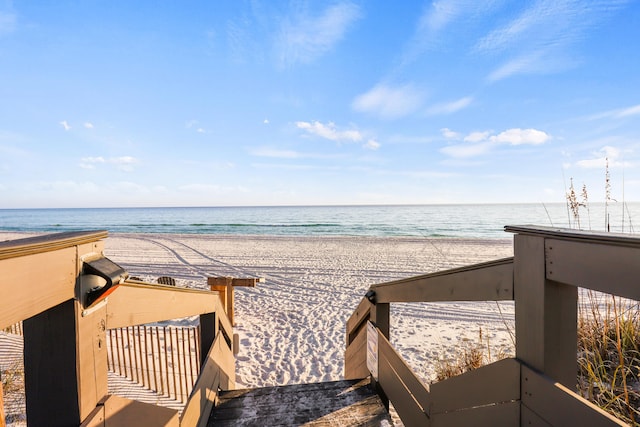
left=0, top=231, right=236, bottom=427
left=345, top=226, right=635, bottom=426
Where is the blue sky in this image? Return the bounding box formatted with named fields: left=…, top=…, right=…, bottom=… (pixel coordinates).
left=0, top=0, right=638, bottom=208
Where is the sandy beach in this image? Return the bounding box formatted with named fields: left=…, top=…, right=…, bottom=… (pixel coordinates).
left=1, top=231, right=515, bottom=422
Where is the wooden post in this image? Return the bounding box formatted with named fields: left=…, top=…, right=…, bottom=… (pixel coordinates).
left=369, top=299, right=390, bottom=410
left=1, top=375, right=5, bottom=427
left=208, top=277, right=263, bottom=326
left=24, top=299, right=108, bottom=426
left=199, top=312, right=217, bottom=367
left=514, top=234, right=578, bottom=389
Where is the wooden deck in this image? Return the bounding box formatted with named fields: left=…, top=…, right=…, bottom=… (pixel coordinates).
left=208, top=377, right=392, bottom=426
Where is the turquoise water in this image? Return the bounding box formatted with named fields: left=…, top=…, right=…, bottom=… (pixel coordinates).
left=0, top=203, right=638, bottom=239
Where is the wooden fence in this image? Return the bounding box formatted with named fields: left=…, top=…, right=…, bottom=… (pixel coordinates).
left=345, top=225, right=637, bottom=427
left=0, top=231, right=236, bottom=427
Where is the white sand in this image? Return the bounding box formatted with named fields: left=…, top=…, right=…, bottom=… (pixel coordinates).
left=103, top=233, right=515, bottom=388
left=1, top=231, right=515, bottom=422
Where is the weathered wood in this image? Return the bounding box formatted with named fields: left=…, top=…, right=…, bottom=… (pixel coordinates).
left=371, top=257, right=514, bottom=303
left=0, top=248, right=76, bottom=329
left=521, top=365, right=626, bottom=426
left=0, top=230, right=108, bottom=261
left=505, top=225, right=640, bottom=247
left=378, top=331, right=430, bottom=419
left=102, top=282, right=221, bottom=328
left=181, top=332, right=236, bottom=427
left=430, top=358, right=520, bottom=414
left=210, top=378, right=391, bottom=426
left=344, top=326, right=368, bottom=380
left=520, top=404, right=552, bottom=426
left=545, top=238, right=640, bottom=300
left=379, top=353, right=430, bottom=427
left=208, top=277, right=263, bottom=326
left=431, top=400, right=520, bottom=427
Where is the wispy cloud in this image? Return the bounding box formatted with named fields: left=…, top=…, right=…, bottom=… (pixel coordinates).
left=479, top=0, right=627, bottom=81
left=575, top=146, right=631, bottom=169
left=441, top=127, right=551, bottom=158
left=60, top=120, right=71, bottom=131
left=84, top=122, right=94, bottom=129
left=588, top=104, right=640, bottom=120
left=352, top=83, right=426, bottom=119
left=80, top=156, right=139, bottom=171
left=427, top=96, right=473, bottom=115
left=276, top=2, right=361, bottom=67
left=296, top=121, right=363, bottom=142
left=363, top=139, right=381, bottom=150
left=0, top=10, right=17, bottom=35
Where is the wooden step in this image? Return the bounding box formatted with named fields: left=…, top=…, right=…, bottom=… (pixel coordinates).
left=209, top=377, right=392, bottom=426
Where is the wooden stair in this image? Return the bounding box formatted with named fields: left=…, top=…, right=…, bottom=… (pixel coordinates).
left=208, top=377, right=392, bottom=426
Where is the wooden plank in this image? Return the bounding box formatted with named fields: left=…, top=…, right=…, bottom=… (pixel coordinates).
left=211, top=378, right=391, bottom=426
left=0, top=248, right=76, bottom=329
left=521, top=405, right=552, bottom=427
left=378, top=332, right=430, bottom=415
left=431, top=400, right=519, bottom=427
left=208, top=277, right=263, bottom=288
left=79, top=404, right=105, bottom=427
left=505, top=225, right=640, bottom=247
left=514, top=235, right=545, bottom=373
left=0, top=379, right=5, bottom=427
left=101, top=395, right=179, bottom=426
left=430, top=358, right=520, bottom=414
left=104, top=283, right=221, bottom=328
left=181, top=332, right=235, bottom=427
left=521, top=365, right=627, bottom=426
left=76, top=301, right=108, bottom=422
left=344, top=327, right=368, bottom=379
left=0, top=230, right=108, bottom=260
left=378, top=351, right=430, bottom=427
left=545, top=238, right=640, bottom=300
left=372, top=258, right=514, bottom=303
left=346, top=297, right=371, bottom=343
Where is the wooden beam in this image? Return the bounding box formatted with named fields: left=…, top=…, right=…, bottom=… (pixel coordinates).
left=346, top=297, right=372, bottom=344
left=208, top=277, right=263, bottom=326
left=521, top=365, right=626, bottom=426
left=181, top=332, right=236, bottom=427
left=545, top=239, right=640, bottom=300
left=103, top=282, right=221, bottom=328
left=344, top=327, right=368, bottom=380
left=0, top=230, right=108, bottom=261
left=505, top=225, right=640, bottom=247
left=430, top=358, right=520, bottom=415
left=371, top=257, right=513, bottom=303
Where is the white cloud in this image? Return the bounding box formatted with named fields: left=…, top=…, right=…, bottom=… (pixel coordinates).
left=79, top=156, right=138, bottom=171
left=352, top=83, right=425, bottom=119
left=60, top=120, right=71, bottom=131
left=263, top=119, right=270, bottom=124
left=363, top=139, right=381, bottom=150
left=491, top=128, right=550, bottom=145
left=296, top=121, right=363, bottom=142
left=427, top=96, right=473, bottom=115
left=84, top=122, right=94, bottom=129
left=276, top=2, right=361, bottom=67
left=576, top=146, right=631, bottom=169
left=440, top=128, right=460, bottom=139
left=440, top=127, right=550, bottom=158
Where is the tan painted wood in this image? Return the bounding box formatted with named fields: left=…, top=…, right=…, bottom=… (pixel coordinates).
left=372, top=257, right=514, bottom=303
left=521, top=365, right=626, bottom=426
left=346, top=297, right=372, bottom=343
left=431, top=400, right=520, bottom=427
left=0, top=248, right=76, bottom=329
left=0, top=230, right=108, bottom=261
left=76, top=301, right=108, bottom=422
left=545, top=238, right=640, bottom=300
left=378, top=331, right=430, bottom=415
left=378, top=351, right=430, bottom=427
left=100, top=395, right=179, bottom=426
left=79, top=404, right=105, bottom=427
left=208, top=277, right=263, bottom=326
left=104, top=282, right=222, bottom=328
left=344, top=327, right=368, bottom=379
left=180, top=332, right=235, bottom=427
left=207, top=277, right=263, bottom=288
left=430, top=358, right=520, bottom=414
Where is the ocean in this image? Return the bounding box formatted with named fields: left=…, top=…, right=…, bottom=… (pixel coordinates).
left=0, top=203, right=638, bottom=239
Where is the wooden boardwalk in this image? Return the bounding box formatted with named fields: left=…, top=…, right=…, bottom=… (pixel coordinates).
left=208, top=377, right=392, bottom=426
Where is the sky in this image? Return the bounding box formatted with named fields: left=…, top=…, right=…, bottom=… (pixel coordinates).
left=0, top=0, right=639, bottom=208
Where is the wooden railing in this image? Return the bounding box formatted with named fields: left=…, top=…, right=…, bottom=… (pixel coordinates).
left=345, top=225, right=637, bottom=427
left=0, top=231, right=236, bottom=427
